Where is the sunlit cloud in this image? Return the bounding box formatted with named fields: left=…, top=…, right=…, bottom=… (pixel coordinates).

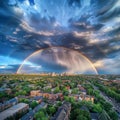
left=93, top=61, right=103, bottom=68
left=20, top=21, right=54, bottom=36
left=0, top=65, right=7, bottom=69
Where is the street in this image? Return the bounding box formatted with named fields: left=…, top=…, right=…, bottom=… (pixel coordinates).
left=92, top=84, right=120, bottom=119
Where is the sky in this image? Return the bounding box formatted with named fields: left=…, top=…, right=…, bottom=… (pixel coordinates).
left=0, top=0, right=120, bottom=74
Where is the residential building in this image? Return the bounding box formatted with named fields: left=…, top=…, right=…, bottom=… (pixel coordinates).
left=33, top=96, right=43, bottom=103
left=80, top=106, right=99, bottom=120
left=0, top=88, right=12, bottom=94
left=43, top=84, right=52, bottom=89
left=30, top=90, right=40, bottom=96
left=66, top=86, right=70, bottom=90
left=30, top=91, right=63, bottom=101
left=51, top=102, right=71, bottom=120
left=0, top=97, right=18, bottom=112
left=69, top=94, right=79, bottom=100
left=80, top=95, right=94, bottom=103
left=90, top=113, right=99, bottom=120
left=78, top=86, right=87, bottom=95
left=0, top=103, right=29, bottom=120
left=20, top=102, right=47, bottom=120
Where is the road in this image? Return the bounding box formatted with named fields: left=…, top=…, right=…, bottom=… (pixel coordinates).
left=92, top=84, right=120, bottom=119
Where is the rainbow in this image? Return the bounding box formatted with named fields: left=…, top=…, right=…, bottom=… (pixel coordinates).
left=17, top=47, right=98, bottom=74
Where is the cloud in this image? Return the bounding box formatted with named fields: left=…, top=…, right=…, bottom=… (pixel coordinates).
left=0, top=64, right=20, bottom=73
left=0, top=65, right=7, bottom=69
left=20, top=21, right=55, bottom=36
left=0, top=0, right=120, bottom=74
left=97, top=58, right=120, bottom=74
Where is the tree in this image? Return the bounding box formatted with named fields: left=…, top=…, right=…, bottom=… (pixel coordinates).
left=30, top=101, right=38, bottom=109
left=76, top=114, right=88, bottom=120
left=19, top=98, right=29, bottom=104
left=102, top=102, right=112, bottom=112
left=64, top=96, right=69, bottom=102
left=0, top=92, right=6, bottom=99
left=54, top=87, right=60, bottom=94
left=44, top=88, right=51, bottom=93
left=56, top=101, right=62, bottom=108
left=69, top=97, right=75, bottom=104
left=15, top=90, right=27, bottom=96
left=87, top=88, right=94, bottom=95
left=34, top=110, right=48, bottom=120
left=47, top=105, right=56, bottom=116
left=108, top=110, right=118, bottom=120
left=63, top=88, right=69, bottom=96
left=70, top=108, right=91, bottom=120
left=72, top=88, right=78, bottom=94
left=92, top=104, right=102, bottom=113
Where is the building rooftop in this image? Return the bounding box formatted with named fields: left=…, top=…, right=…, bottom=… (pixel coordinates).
left=5, top=97, right=18, bottom=104
left=53, top=109, right=66, bottom=120
left=80, top=106, right=89, bottom=112
left=20, top=102, right=47, bottom=120
left=90, top=113, right=99, bottom=120
left=33, top=96, right=43, bottom=101
left=51, top=102, right=71, bottom=120
left=0, top=103, right=28, bottom=120
left=20, top=110, right=34, bottom=120
left=33, top=102, right=46, bottom=112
